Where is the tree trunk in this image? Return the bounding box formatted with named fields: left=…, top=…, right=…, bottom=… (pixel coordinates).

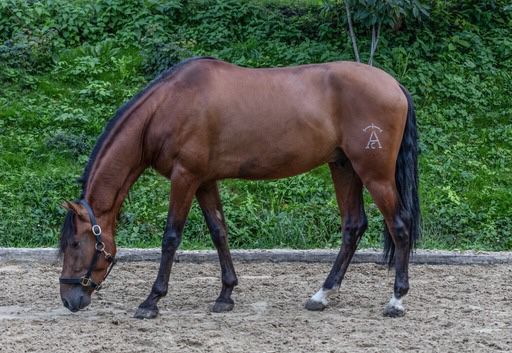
left=344, top=1, right=360, bottom=63
left=368, top=22, right=381, bottom=66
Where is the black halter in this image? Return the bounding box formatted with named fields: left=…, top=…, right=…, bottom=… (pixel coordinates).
left=59, top=200, right=116, bottom=291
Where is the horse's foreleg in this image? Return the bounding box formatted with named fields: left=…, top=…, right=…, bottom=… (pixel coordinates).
left=196, top=181, right=238, bottom=313
left=134, top=169, right=200, bottom=319
left=305, top=162, right=367, bottom=311
left=365, top=181, right=410, bottom=317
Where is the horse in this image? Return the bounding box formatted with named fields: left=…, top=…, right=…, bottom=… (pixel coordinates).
left=58, top=57, right=420, bottom=319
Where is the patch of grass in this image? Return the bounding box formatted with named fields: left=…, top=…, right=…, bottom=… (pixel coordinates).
left=0, top=0, right=511, bottom=250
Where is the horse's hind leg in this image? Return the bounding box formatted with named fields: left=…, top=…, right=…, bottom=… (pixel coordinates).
left=196, top=181, right=238, bottom=313
left=134, top=167, right=200, bottom=319
left=365, top=180, right=410, bottom=317
left=305, top=160, right=368, bottom=311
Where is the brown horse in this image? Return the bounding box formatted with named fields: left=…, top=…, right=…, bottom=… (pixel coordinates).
left=59, top=57, right=420, bottom=319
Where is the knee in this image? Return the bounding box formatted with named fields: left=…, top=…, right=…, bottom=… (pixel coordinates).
left=162, top=230, right=181, bottom=249
left=343, top=217, right=368, bottom=240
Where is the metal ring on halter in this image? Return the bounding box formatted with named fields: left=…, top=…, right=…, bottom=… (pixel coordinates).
left=92, top=224, right=102, bottom=236
left=95, top=241, right=105, bottom=252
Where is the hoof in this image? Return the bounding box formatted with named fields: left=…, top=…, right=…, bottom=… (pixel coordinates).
left=383, top=305, right=405, bottom=318
left=305, top=299, right=326, bottom=311
left=134, top=306, right=159, bottom=319
left=211, top=299, right=234, bottom=313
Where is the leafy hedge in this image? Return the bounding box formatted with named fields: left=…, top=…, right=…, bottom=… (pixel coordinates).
left=0, top=0, right=511, bottom=250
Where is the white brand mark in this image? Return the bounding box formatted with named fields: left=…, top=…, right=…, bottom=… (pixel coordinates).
left=363, top=124, right=383, bottom=149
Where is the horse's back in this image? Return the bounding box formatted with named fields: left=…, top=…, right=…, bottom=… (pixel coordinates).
left=195, top=59, right=407, bottom=136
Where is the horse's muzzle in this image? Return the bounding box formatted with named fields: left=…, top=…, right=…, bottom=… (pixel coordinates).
left=61, top=286, right=91, bottom=312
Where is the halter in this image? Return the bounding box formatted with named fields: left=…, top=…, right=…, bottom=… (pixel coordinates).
left=59, top=200, right=116, bottom=291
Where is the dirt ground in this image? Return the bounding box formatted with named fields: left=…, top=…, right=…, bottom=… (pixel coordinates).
left=0, top=260, right=511, bottom=353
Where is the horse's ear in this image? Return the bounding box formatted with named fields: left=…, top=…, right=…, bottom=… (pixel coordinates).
left=62, top=201, right=88, bottom=220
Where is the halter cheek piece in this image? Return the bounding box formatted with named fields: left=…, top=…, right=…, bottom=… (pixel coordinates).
left=59, top=200, right=116, bottom=291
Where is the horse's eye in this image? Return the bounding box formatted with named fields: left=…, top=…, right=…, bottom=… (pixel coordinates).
left=71, top=240, right=80, bottom=249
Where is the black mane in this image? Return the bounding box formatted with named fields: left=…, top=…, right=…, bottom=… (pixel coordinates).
left=78, top=56, right=216, bottom=197
left=59, top=210, right=76, bottom=254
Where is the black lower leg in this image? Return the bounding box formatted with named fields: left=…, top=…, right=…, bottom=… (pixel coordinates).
left=134, top=171, right=198, bottom=319
left=392, top=217, right=410, bottom=299
left=206, top=214, right=238, bottom=312
left=305, top=216, right=367, bottom=312
left=323, top=162, right=368, bottom=290
left=197, top=183, right=238, bottom=313
left=135, top=227, right=182, bottom=319
left=323, top=217, right=368, bottom=289
left=383, top=216, right=410, bottom=318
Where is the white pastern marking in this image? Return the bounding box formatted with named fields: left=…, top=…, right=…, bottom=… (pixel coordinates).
left=215, top=210, right=222, bottom=221
left=311, top=287, right=337, bottom=305
left=363, top=123, right=383, bottom=149
left=387, top=295, right=404, bottom=310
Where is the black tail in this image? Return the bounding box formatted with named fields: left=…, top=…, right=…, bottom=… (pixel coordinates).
left=383, top=85, right=421, bottom=266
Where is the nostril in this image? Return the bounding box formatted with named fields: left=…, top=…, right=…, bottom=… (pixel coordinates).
left=62, top=298, right=70, bottom=309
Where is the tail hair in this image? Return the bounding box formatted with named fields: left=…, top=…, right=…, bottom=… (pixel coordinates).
left=383, top=85, right=421, bottom=266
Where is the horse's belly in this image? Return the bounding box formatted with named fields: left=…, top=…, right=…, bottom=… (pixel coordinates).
left=217, top=135, right=337, bottom=180
left=236, top=157, right=328, bottom=180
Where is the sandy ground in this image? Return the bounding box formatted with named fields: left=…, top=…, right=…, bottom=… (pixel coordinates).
left=0, top=260, right=511, bottom=353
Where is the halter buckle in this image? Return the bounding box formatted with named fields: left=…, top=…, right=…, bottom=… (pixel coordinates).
left=92, top=224, right=102, bottom=236
left=80, top=277, right=92, bottom=287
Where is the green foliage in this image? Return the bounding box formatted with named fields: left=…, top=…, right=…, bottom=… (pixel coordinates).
left=0, top=0, right=511, bottom=251
left=321, top=0, right=430, bottom=64
left=140, top=33, right=192, bottom=77
left=344, top=0, right=429, bottom=27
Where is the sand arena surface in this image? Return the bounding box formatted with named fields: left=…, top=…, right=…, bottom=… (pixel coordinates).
left=0, top=260, right=511, bottom=352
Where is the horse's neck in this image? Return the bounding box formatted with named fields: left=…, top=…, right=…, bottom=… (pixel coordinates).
left=84, top=110, right=150, bottom=225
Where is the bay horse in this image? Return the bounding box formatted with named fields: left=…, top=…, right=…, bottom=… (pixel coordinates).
left=59, top=57, right=420, bottom=319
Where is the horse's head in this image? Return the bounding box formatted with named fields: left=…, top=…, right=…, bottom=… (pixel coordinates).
left=59, top=200, right=116, bottom=312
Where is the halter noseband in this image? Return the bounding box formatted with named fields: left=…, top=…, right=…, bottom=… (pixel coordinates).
left=59, top=200, right=116, bottom=291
